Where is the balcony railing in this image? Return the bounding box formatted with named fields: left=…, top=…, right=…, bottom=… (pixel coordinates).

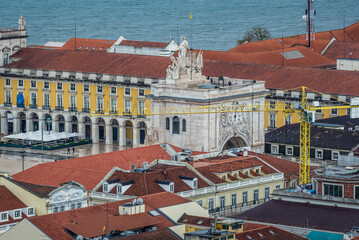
left=89, top=191, right=133, bottom=201
left=29, top=104, right=37, bottom=109
left=55, top=106, right=64, bottom=111
left=82, top=108, right=90, bottom=113
left=17, top=103, right=24, bottom=108
left=123, top=110, right=132, bottom=116
left=4, top=102, right=12, bottom=107
left=137, top=114, right=146, bottom=118
left=42, top=105, right=51, bottom=110
left=96, top=109, right=104, bottom=114
left=110, top=109, right=118, bottom=114
left=69, top=106, right=77, bottom=112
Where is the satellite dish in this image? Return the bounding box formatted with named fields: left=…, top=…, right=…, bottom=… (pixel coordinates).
left=302, top=15, right=307, bottom=21
left=137, top=198, right=143, bottom=205
left=75, top=235, right=83, bottom=240
left=132, top=198, right=137, bottom=205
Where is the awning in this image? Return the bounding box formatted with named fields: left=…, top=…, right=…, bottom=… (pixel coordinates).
left=4, top=131, right=84, bottom=142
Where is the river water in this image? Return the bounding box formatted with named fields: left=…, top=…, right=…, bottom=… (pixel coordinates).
left=1, top=0, right=359, bottom=50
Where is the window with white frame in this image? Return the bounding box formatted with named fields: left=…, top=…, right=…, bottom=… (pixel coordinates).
left=253, top=189, right=259, bottom=204
left=269, top=101, right=276, bottom=109
left=111, top=98, right=117, bottom=111
left=57, top=82, right=62, bottom=90
left=111, top=87, right=117, bottom=94
left=3, top=53, right=9, bottom=65
left=70, top=203, right=76, bottom=210
left=286, top=146, right=293, bottom=155
left=53, top=207, right=59, bottom=213
left=31, top=81, right=36, bottom=88
left=220, top=196, right=225, bottom=210
left=97, top=85, right=103, bottom=93
left=103, top=183, right=108, bottom=192
left=13, top=210, right=21, bottom=219
left=0, top=212, right=8, bottom=221
left=332, top=151, right=339, bottom=160
left=97, top=97, right=104, bottom=110
left=269, top=113, right=276, bottom=129
left=331, top=108, right=338, bottom=115
left=117, top=184, right=122, bottom=194
left=84, top=84, right=89, bottom=92
left=60, top=206, right=65, bottom=212
left=231, top=193, right=237, bottom=207
left=169, top=182, right=174, bottom=192
left=44, top=94, right=50, bottom=107
left=265, top=187, right=270, bottom=201
left=284, top=114, right=292, bottom=125
left=5, top=78, right=11, bottom=86
left=5, top=91, right=11, bottom=103
left=275, top=184, right=281, bottom=189
left=125, top=99, right=131, bottom=113
left=242, top=191, right=248, bottom=206
left=44, top=81, right=49, bottom=89
left=27, top=207, right=34, bottom=216
left=83, top=96, right=90, bottom=109
left=193, top=178, right=198, bottom=189
left=125, top=88, right=131, bottom=95
left=31, top=92, right=37, bottom=105
left=139, top=101, right=145, bottom=114
left=197, top=200, right=203, bottom=206
left=70, top=83, right=76, bottom=91
left=291, top=180, right=297, bottom=187
left=271, top=145, right=278, bottom=154
left=57, top=94, right=63, bottom=107
left=315, top=149, right=323, bottom=159
left=323, top=183, right=343, bottom=198
left=77, top=202, right=82, bottom=208
left=139, top=89, right=145, bottom=96
left=18, top=79, right=23, bottom=87
left=70, top=95, right=76, bottom=108
left=208, top=198, right=214, bottom=210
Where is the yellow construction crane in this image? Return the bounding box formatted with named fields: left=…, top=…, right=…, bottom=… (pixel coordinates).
left=91, top=86, right=359, bottom=185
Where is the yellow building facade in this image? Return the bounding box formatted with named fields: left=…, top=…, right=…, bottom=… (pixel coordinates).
left=0, top=72, right=152, bottom=146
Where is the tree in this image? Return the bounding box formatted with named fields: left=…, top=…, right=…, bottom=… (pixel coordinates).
left=237, top=26, right=272, bottom=45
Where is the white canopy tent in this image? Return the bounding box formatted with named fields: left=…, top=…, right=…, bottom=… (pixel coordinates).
left=4, top=130, right=84, bottom=142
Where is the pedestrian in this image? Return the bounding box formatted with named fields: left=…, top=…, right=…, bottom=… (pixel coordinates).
left=73, top=147, right=75, bottom=155
left=67, top=147, right=70, bottom=155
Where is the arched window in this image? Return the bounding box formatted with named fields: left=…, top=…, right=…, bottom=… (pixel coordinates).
left=166, top=117, right=170, bottom=130
left=182, top=119, right=186, bottom=132
left=172, top=117, right=179, bottom=134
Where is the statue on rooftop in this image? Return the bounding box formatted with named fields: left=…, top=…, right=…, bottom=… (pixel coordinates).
left=18, top=16, right=26, bottom=29
left=178, top=36, right=189, bottom=57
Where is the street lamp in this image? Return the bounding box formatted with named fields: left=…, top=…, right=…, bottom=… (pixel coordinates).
left=20, top=150, right=26, bottom=171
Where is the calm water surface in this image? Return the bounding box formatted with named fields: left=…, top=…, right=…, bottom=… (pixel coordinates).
left=1, top=0, right=359, bottom=50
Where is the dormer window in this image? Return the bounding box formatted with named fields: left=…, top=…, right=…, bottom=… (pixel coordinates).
left=92, top=47, right=96, bottom=51
left=103, top=183, right=108, bottom=192
left=0, top=212, right=8, bottom=222
left=14, top=210, right=21, bottom=219
left=28, top=207, right=34, bottom=216
left=78, top=46, right=83, bottom=50
left=85, top=46, right=90, bottom=50
left=117, top=184, right=122, bottom=194
left=99, top=47, right=104, bottom=51
left=169, top=182, right=174, bottom=193
left=193, top=178, right=198, bottom=189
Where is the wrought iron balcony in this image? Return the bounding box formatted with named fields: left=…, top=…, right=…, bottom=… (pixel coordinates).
left=96, top=109, right=104, bottom=114
left=137, top=114, right=146, bottom=118
left=29, top=104, right=38, bottom=109
left=17, top=103, right=24, bottom=108
left=110, top=109, right=118, bottom=114
left=55, top=106, right=64, bottom=111
left=82, top=108, right=90, bottom=113
left=69, top=106, right=77, bottom=112
left=42, top=105, right=51, bottom=110
left=4, top=102, right=12, bottom=107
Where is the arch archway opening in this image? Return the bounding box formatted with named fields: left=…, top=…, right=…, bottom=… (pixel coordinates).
left=222, top=136, right=248, bottom=150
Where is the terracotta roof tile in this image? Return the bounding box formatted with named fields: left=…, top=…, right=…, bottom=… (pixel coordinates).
left=8, top=48, right=171, bottom=79
left=120, top=40, right=168, bottom=48
left=28, top=192, right=189, bottom=240
left=12, top=144, right=176, bottom=189
left=201, top=46, right=335, bottom=67
left=177, top=214, right=215, bottom=227
left=324, top=41, right=359, bottom=60
left=237, top=225, right=308, bottom=240
left=10, top=179, right=57, bottom=198
left=0, top=186, right=27, bottom=212
left=60, top=38, right=115, bottom=51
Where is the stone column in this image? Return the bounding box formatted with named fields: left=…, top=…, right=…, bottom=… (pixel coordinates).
left=13, top=117, right=20, bottom=134
left=66, top=120, right=72, bottom=133
left=133, top=126, right=139, bottom=147
left=105, top=123, right=113, bottom=145
left=26, top=118, right=32, bottom=132
left=119, top=126, right=125, bottom=147
left=1, top=116, right=8, bottom=135
left=53, top=120, right=59, bottom=132
left=78, top=121, right=85, bottom=137
left=92, top=122, right=99, bottom=143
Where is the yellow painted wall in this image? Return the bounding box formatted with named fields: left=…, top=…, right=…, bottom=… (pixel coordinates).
left=0, top=176, right=48, bottom=215
left=0, top=78, right=4, bottom=104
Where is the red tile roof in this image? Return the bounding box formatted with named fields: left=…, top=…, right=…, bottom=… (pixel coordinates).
left=0, top=186, right=27, bottom=212
left=28, top=192, right=190, bottom=240
left=177, top=214, right=216, bottom=227
left=12, top=144, right=177, bottom=189
left=120, top=40, right=168, bottom=49
left=236, top=225, right=308, bottom=240
left=202, top=61, right=359, bottom=96
left=7, top=48, right=171, bottom=79
left=101, top=165, right=210, bottom=196
left=60, top=38, right=115, bottom=51
left=324, top=41, right=359, bottom=60
left=10, top=179, right=57, bottom=198
left=201, top=46, right=335, bottom=67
